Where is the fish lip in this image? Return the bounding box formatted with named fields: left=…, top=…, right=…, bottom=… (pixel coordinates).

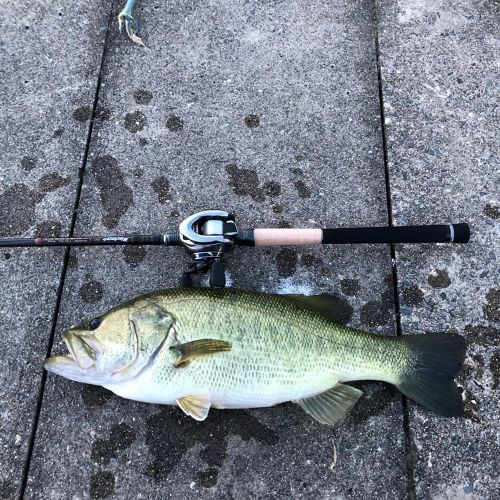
left=62, top=331, right=96, bottom=370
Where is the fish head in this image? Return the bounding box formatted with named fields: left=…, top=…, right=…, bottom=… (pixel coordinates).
left=45, top=297, right=175, bottom=386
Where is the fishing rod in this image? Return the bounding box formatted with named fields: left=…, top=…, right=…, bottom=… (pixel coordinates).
left=1, top=210, right=470, bottom=288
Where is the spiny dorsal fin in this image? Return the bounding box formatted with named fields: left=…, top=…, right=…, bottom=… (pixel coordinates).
left=170, top=339, right=232, bottom=367
left=285, top=294, right=353, bottom=325
left=177, top=395, right=211, bottom=421
left=294, top=383, right=363, bottom=425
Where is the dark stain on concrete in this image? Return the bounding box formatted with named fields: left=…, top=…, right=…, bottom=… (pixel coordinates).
left=244, top=114, right=260, bottom=128
left=347, top=385, right=395, bottom=426
left=39, top=172, right=70, bottom=193
left=124, top=111, right=146, bottom=133
left=90, top=471, right=115, bottom=499
left=341, top=279, right=360, bottom=297
left=490, top=352, right=500, bottom=389
left=263, top=181, right=281, bottom=197
left=139, top=138, right=148, bottom=146
left=272, top=204, right=283, bottom=213
left=133, top=167, right=144, bottom=178
left=92, top=155, right=133, bottom=229
left=360, top=290, right=393, bottom=327
left=294, top=180, right=311, bottom=198
left=68, top=253, right=78, bottom=269
left=73, top=106, right=92, bottom=122
left=290, top=166, right=303, bottom=174
left=302, top=253, right=323, bottom=269
left=483, top=289, right=499, bottom=321
left=35, top=220, right=62, bottom=237
left=166, top=114, right=184, bottom=132
left=82, top=384, right=113, bottom=407
left=151, top=177, right=171, bottom=204
left=144, top=408, right=278, bottom=485
left=0, top=183, right=45, bottom=237
left=91, top=423, right=136, bottom=466
left=401, top=285, right=424, bottom=308
left=225, top=164, right=267, bottom=202
left=464, top=389, right=481, bottom=423
left=134, top=89, right=153, bottom=105
left=464, top=324, right=500, bottom=347
left=73, top=106, right=110, bottom=122
left=95, top=107, right=111, bottom=121
left=80, top=279, right=104, bottom=304
left=427, top=269, right=451, bottom=289
left=484, top=203, right=499, bottom=219
left=53, top=127, right=65, bottom=137
left=0, top=480, right=15, bottom=498
left=122, top=246, right=146, bottom=267
left=21, top=155, right=37, bottom=171
left=276, top=248, right=298, bottom=278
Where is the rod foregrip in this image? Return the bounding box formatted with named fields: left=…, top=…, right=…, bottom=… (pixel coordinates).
left=322, top=223, right=470, bottom=245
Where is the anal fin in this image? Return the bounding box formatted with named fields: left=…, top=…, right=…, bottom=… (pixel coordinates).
left=177, top=395, right=211, bottom=421
left=294, top=383, right=362, bottom=425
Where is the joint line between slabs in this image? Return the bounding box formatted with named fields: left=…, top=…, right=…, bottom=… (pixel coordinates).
left=371, top=1, right=416, bottom=498
left=18, top=2, right=118, bottom=497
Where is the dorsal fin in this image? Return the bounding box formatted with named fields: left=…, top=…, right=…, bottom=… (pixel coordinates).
left=285, top=294, right=353, bottom=324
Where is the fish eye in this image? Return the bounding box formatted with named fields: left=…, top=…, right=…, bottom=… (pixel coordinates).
left=89, top=317, right=101, bottom=330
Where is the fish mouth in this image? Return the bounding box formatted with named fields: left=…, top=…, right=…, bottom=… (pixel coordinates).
left=45, top=330, right=99, bottom=383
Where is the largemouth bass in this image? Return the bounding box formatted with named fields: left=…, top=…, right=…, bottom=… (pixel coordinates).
left=45, top=288, right=466, bottom=424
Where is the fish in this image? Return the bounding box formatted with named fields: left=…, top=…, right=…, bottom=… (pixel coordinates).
left=45, top=287, right=466, bottom=424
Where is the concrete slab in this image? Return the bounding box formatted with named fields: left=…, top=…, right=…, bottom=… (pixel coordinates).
left=25, top=0, right=407, bottom=498
left=377, top=0, right=499, bottom=498
left=0, top=0, right=110, bottom=496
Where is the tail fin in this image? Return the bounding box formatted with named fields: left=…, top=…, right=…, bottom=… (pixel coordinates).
left=397, top=333, right=466, bottom=417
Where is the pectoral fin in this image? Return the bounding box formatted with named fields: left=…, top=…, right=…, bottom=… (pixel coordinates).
left=177, top=395, right=211, bottom=421
left=294, top=383, right=363, bottom=425
left=170, top=339, right=232, bottom=367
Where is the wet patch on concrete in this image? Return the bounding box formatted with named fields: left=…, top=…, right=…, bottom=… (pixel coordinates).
left=91, top=155, right=133, bottom=229
left=53, top=128, right=65, bottom=137
left=301, top=253, right=323, bottom=270
left=347, top=385, right=396, bottom=426
left=225, top=164, right=281, bottom=203
left=68, top=253, right=79, bottom=269
left=144, top=408, right=279, bottom=485
left=401, top=285, right=424, bottom=308
left=81, top=385, right=113, bottom=407
left=483, top=203, right=499, bottom=219
left=166, top=114, right=184, bottom=132
left=73, top=106, right=110, bottom=122
left=427, top=269, right=451, bottom=289
left=151, top=177, right=171, bottom=204
left=341, top=278, right=360, bottom=297
left=490, top=352, right=500, bottom=389
left=79, top=279, right=104, bottom=304
left=244, top=114, right=260, bottom=128
left=90, top=471, right=115, bottom=499
left=73, top=106, right=93, bottom=122
left=293, top=180, right=311, bottom=198
left=360, top=289, right=393, bottom=327
left=122, top=246, right=146, bottom=267
left=139, top=138, right=148, bottom=146
left=464, top=324, right=500, bottom=347
left=35, top=220, right=63, bottom=237
left=21, top=155, right=37, bottom=171
left=483, top=289, right=499, bottom=321
left=39, top=172, right=70, bottom=193
left=91, top=423, right=136, bottom=465
left=276, top=248, right=298, bottom=278
left=133, top=89, right=153, bottom=105
left=124, top=111, right=146, bottom=133
left=0, top=183, right=44, bottom=237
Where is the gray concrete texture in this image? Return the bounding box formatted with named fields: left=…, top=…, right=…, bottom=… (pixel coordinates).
left=377, top=1, right=500, bottom=498
left=0, top=0, right=110, bottom=498
left=0, top=0, right=497, bottom=499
